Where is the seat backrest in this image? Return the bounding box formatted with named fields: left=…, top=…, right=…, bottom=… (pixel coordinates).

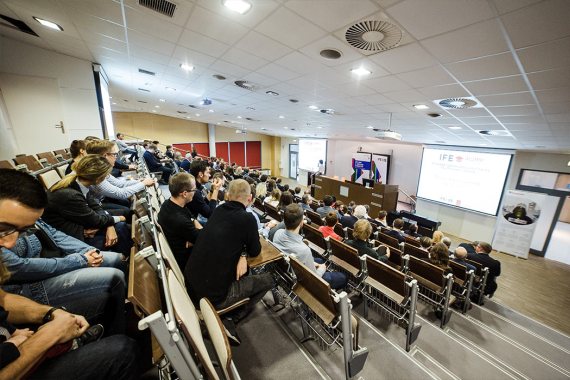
left=449, top=260, right=467, bottom=282
left=405, top=235, right=421, bottom=247
left=38, top=170, right=61, bottom=190
left=303, top=223, right=327, bottom=251
left=329, top=238, right=361, bottom=272
left=408, top=256, right=446, bottom=288
left=334, top=223, right=345, bottom=238
left=465, top=258, right=483, bottom=277
left=0, top=160, right=15, bottom=169
left=253, top=197, right=265, bottom=212
left=200, top=298, right=233, bottom=380
left=128, top=247, right=162, bottom=317
left=346, top=227, right=354, bottom=240
left=264, top=203, right=282, bottom=222
left=290, top=256, right=337, bottom=325
left=13, top=155, right=42, bottom=172
left=404, top=243, right=429, bottom=260
left=167, top=270, right=219, bottom=380
left=37, top=152, right=59, bottom=165
left=366, top=256, right=407, bottom=298
left=378, top=231, right=400, bottom=249
left=158, top=232, right=185, bottom=285
left=55, top=164, right=69, bottom=178
left=305, top=209, right=323, bottom=226
left=376, top=241, right=403, bottom=268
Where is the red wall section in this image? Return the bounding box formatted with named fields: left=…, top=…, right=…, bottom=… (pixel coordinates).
left=173, top=141, right=260, bottom=168
left=229, top=142, right=245, bottom=166
left=215, top=142, right=229, bottom=162
left=246, top=141, right=261, bottom=168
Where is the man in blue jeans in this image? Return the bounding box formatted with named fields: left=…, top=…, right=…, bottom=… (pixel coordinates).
left=273, top=204, right=347, bottom=289
left=0, top=169, right=138, bottom=379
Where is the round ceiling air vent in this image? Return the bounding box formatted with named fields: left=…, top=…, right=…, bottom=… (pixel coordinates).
left=478, top=130, right=512, bottom=137
left=345, top=20, right=402, bottom=52
left=427, top=113, right=442, bottom=118
left=234, top=80, right=255, bottom=91
left=320, top=109, right=335, bottom=115
left=320, top=49, right=342, bottom=59
left=212, top=74, right=226, bottom=80
left=438, top=98, right=478, bottom=109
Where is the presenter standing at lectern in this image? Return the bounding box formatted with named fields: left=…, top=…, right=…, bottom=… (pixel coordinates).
left=317, top=159, right=325, bottom=175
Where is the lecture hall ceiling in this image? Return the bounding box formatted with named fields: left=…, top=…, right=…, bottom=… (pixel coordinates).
left=0, top=0, right=569, bottom=151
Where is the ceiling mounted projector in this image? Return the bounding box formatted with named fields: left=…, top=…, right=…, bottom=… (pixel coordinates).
left=199, top=98, right=212, bottom=106
left=375, top=130, right=402, bottom=141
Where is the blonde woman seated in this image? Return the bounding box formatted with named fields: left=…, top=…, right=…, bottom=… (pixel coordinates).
left=432, top=230, right=445, bottom=245
left=42, top=155, right=132, bottom=256
left=345, top=219, right=390, bottom=262
left=264, top=188, right=281, bottom=208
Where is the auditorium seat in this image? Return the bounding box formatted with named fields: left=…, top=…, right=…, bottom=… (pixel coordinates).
left=55, top=164, right=69, bottom=177
left=264, top=203, right=282, bottom=222
left=376, top=231, right=400, bottom=250
left=37, top=151, right=59, bottom=165
left=0, top=160, right=15, bottom=169
left=53, top=149, right=71, bottom=159
left=302, top=223, right=329, bottom=258
left=404, top=236, right=421, bottom=247
left=334, top=223, right=347, bottom=239
left=305, top=209, right=323, bottom=226
left=37, top=169, right=61, bottom=190
left=449, top=260, right=475, bottom=313
left=329, top=238, right=364, bottom=281
left=404, top=243, right=429, bottom=261
left=13, top=155, right=42, bottom=172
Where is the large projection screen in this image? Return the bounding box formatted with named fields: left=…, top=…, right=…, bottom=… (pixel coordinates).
left=298, top=139, right=327, bottom=172
left=417, top=147, right=513, bottom=215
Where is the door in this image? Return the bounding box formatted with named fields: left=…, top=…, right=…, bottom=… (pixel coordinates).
left=289, top=144, right=299, bottom=179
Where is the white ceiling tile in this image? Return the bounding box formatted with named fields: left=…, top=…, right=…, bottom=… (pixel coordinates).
left=221, top=47, right=270, bottom=71
left=418, top=84, right=471, bottom=100
left=541, top=101, right=570, bottom=114
left=209, top=60, right=250, bottom=78
left=256, top=63, right=301, bottom=82
left=171, top=46, right=217, bottom=67
left=241, top=72, right=280, bottom=88
left=386, top=0, right=494, bottom=39
left=127, top=29, right=175, bottom=56
left=447, top=108, right=491, bottom=118
left=501, top=0, right=570, bottom=48
left=546, top=113, right=570, bottom=123
left=131, top=46, right=172, bottom=66
left=445, top=52, right=520, bottom=82
left=61, top=0, right=125, bottom=25
left=366, top=75, right=411, bottom=93
left=488, top=105, right=540, bottom=116
left=384, top=89, right=426, bottom=103
left=421, top=19, right=509, bottom=63
left=535, top=87, right=570, bottom=103
left=285, top=0, right=380, bottom=32
left=186, top=6, right=249, bottom=46
left=235, top=31, right=292, bottom=61
left=492, top=0, right=542, bottom=15
left=478, top=91, right=536, bottom=106
left=274, top=51, right=323, bottom=75
left=498, top=115, right=546, bottom=124
left=464, top=75, right=529, bottom=96
left=125, top=7, right=183, bottom=43
left=528, top=67, right=570, bottom=91
left=357, top=93, right=394, bottom=105
left=298, top=35, right=364, bottom=67
left=396, top=66, right=456, bottom=88
left=72, top=13, right=126, bottom=41
left=255, top=7, right=327, bottom=49
left=368, top=43, right=437, bottom=74
left=179, top=29, right=230, bottom=57
left=517, top=37, right=570, bottom=73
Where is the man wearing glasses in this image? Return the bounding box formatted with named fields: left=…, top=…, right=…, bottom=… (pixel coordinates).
left=158, top=172, right=203, bottom=270
left=0, top=169, right=138, bottom=378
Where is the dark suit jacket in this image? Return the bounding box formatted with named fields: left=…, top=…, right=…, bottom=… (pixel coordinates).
left=385, top=229, right=405, bottom=243
left=143, top=150, right=163, bottom=172
left=467, top=252, right=501, bottom=295
left=43, top=181, right=115, bottom=241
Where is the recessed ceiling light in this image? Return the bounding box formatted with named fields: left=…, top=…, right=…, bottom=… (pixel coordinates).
left=195, top=113, right=200, bottom=117
left=154, top=105, right=160, bottom=108
left=284, top=126, right=289, bottom=129
left=186, top=116, right=191, bottom=119
left=266, top=90, right=279, bottom=96
left=159, top=99, right=165, bottom=102
left=479, top=143, right=487, bottom=146
left=223, top=0, right=252, bottom=14
left=449, top=126, right=462, bottom=130
left=317, top=126, right=322, bottom=129
left=109, top=96, right=112, bottom=99
left=237, top=116, right=242, bottom=119
left=366, top=126, right=374, bottom=129
left=351, top=67, right=371, bottom=76
left=165, top=87, right=176, bottom=91
left=279, top=115, right=285, bottom=119
left=308, top=105, right=319, bottom=110
left=209, top=109, right=214, bottom=113
left=33, top=17, right=63, bottom=31
left=112, top=102, right=117, bottom=105
left=152, top=110, right=157, bottom=113
left=180, top=63, right=194, bottom=71
left=413, top=104, right=429, bottom=110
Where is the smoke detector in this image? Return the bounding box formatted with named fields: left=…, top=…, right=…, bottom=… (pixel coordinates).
left=436, top=97, right=479, bottom=109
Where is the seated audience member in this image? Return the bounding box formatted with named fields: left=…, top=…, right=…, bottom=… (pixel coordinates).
left=0, top=170, right=139, bottom=380
left=273, top=204, right=347, bottom=289
left=42, top=155, right=132, bottom=256
left=316, top=195, right=339, bottom=218
left=340, top=207, right=357, bottom=229
left=405, top=223, right=422, bottom=238
left=255, top=182, right=267, bottom=200
left=173, top=151, right=183, bottom=167
left=467, top=242, right=501, bottom=296
left=187, top=160, right=222, bottom=222
left=278, top=192, right=294, bottom=211
left=432, top=230, right=444, bottom=245
left=299, top=194, right=312, bottom=211
left=158, top=173, right=203, bottom=270
left=336, top=201, right=347, bottom=216
left=275, top=178, right=284, bottom=191
left=319, top=212, right=342, bottom=241
left=427, top=242, right=452, bottom=274
left=267, top=193, right=295, bottom=241
left=385, top=218, right=406, bottom=243
left=246, top=185, right=270, bottom=235
left=143, top=144, right=172, bottom=185
left=458, top=241, right=477, bottom=255
left=345, top=220, right=389, bottom=262
left=373, top=210, right=388, bottom=227
left=165, top=145, right=174, bottom=159
left=185, top=180, right=274, bottom=338
left=86, top=140, right=154, bottom=210
left=265, top=179, right=275, bottom=194
left=442, top=236, right=452, bottom=250
left=264, top=189, right=281, bottom=208
left=451, top=247, right=476, bottom=273
left=115, top=132, right=138, bottom=161
left=420, top=236, right=432, bottom=251
left=65, top=140, right=87, bottom=175
left=293, top=186, right=302, bottom=202
left=111, top=154, right=136, bottom=179
left=179, top=153, right=192, bottom=172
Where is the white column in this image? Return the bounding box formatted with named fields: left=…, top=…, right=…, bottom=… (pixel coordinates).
left=208, top=123, right=216, bottom=157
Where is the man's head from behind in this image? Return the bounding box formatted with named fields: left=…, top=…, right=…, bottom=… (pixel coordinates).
left=228, top=179, right=252, bottom=206
left=377, top=210, right=387, bottom=220
left=190, top=160, right=210, bottom=184
left=169, top=172, right=197, bottom=205
left=353, top=205, right=367, bottom=219
left=0, top=169, right=47, bottom=250
left=455, top=247, right=468, bottom=259
left=393, top=218, right=404, bottom=230
left=323, top=195, right=334, bottom=206
left=283, top=203, right=304, bottom=231
left=86, top=139, right=117, bottom=165
left=325, top=211, right=338, bottom=227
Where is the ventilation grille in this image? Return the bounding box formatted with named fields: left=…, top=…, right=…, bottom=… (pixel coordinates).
left=0, top=14, right=38, bottom=36
left=345, top=20, right=402, bottom=52
left=234, top=80, right=255, bottom=91
left=139, top=0, right=176, bottom=17
left=138, top=88, right=150, bottom=92
left=138, top=68, right=155, bottom=76
left=437, top=97, right=478, bottom=109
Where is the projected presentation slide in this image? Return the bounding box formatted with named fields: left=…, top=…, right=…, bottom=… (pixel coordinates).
left=417, top=148, right=512, bottom=215
left=299, top=139, right=327, bottom=172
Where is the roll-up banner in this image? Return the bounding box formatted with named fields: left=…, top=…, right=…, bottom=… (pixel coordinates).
left=492, top=189, right=546, bottom=259
left=351, top=152, right=371, bottom=182
left=371, top=154, right=389, bottom=184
